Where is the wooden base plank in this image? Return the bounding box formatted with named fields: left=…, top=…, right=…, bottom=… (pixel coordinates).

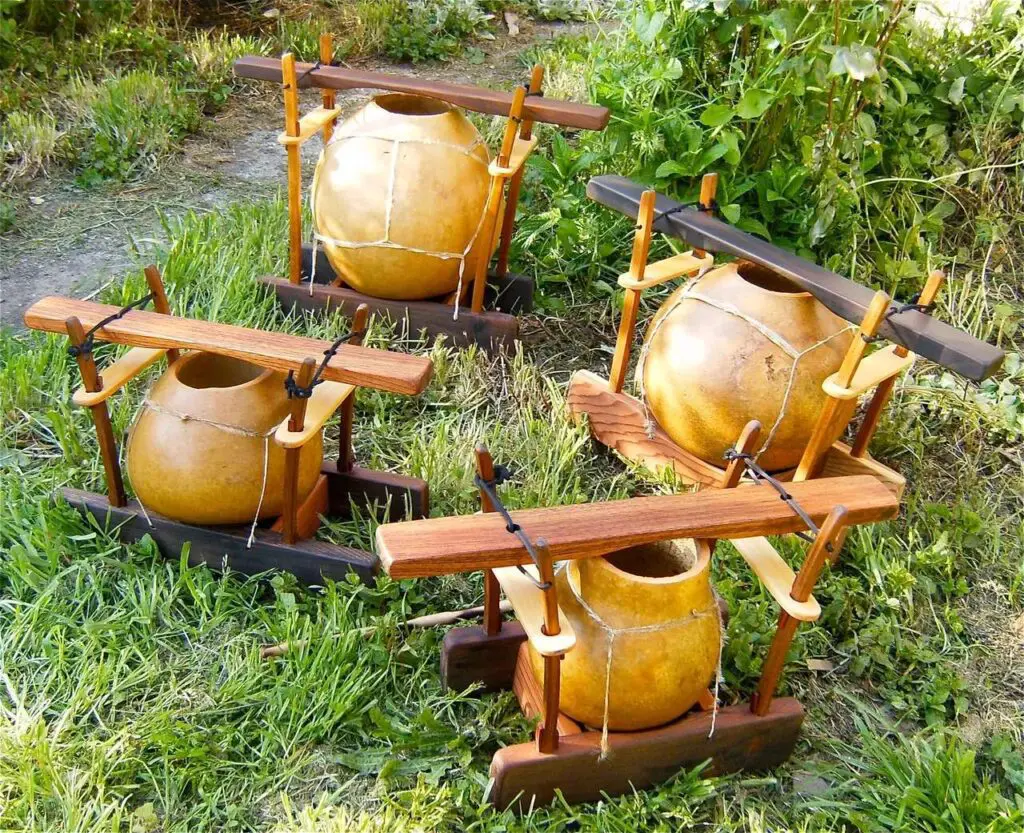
left=440, top=623, right=526, bottom=693
left=489, top=697, right=804, bottom=810
left=322, top=461, right=429, bottom=523
left=568, top=370, right=905, bottom=497
left=61, top=487, right=377, bottom=584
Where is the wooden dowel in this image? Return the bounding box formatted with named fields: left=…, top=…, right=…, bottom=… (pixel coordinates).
left=693, top=172, right=719, bottom=259
left=535, top=539, right=560, bottom=639
left=495, top=64, right=544, bottom=278
left=470, top=85, right=527, bottom=314
left=721, top=420, right=761, bottom=489
left=142, top=265, right=178, bottom=364
left=608, top=190, right=656, bottom=393
left=475, top=444, right=502, bottom=637
left=751, top=505, right=847, bottom=716
left=794, top=291, right=891, bottom=481
left=539, top=653, right=561, bottom=753
left=338, top=304, right=369, bottom=472
left=851, top=271, right=945, bottom=458
left=283, top=53, right=303, bottom=286
left=282, top=357, right=316, bottom=544
left=319, top=34, right=336, bottom=144
left=66, top=316, right=127, bottom=507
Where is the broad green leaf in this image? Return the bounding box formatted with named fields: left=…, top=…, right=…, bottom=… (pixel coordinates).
left=655, top=159, right=692, bottom=179
left=635, top=10, right=667, bottom=44
left=947, top=76, right=966, bottom=105
left=700, top=103, right=734, bottom=127
left=696, top=143, right=729, bottom=170
left=720, top=203, right=741, bottom=224
left=736, top=89, right=773, bottom=119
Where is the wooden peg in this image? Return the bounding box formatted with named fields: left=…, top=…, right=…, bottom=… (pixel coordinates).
left=851, top=271, right=945, bottom=458
left=282, top=357, right=316, bottom=544
left=66, top=316, right=127, bottom=507
left=470, top=85, right=528, bottom=314
left=475, top=444, right=502, bottom=636
left=283, top=53, right=303, bottom=286
left=794, top=290, right=891, bottom=482
left=608, top=189, right=657, bottom=394
left=751, top=505, right=847, bottom=716
left=693, top=172, right=719, bottom=259
left=495, top=64, right=544, bottom=278
left=721, top=420, right=762, bottom=489
left=318, top=34, right=337, bottom=143
left=338, top=304, right=369, bottom=472
left=143, top=265, right=178, bottom=364
left=535, top=538, right=562, bottom=754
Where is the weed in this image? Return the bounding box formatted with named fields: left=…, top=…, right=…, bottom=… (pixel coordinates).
left=0, top=108, right=63, bottom=182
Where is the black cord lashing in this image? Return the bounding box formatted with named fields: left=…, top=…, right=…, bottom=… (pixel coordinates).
left=863, top=292, right=934, bottom=343
left=292, top=59, right=322, bottom=88
left=284, top=327, right=368, bottom=399
left=722, top=449, right=833, bottom=552
left=473, top=465, right=552, bottom=590
left=67, top=293, right=154, bottom=358
left=643, top=198, right=720, bottom=231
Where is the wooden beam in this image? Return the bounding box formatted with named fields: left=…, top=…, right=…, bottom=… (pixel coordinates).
left=586, top=176, right=1004, bottom=381
left=24, top=297, right=433, bottom=396
left=233, top=56, right=610, bottom=131
left=376, top=475, right=898, bottom=578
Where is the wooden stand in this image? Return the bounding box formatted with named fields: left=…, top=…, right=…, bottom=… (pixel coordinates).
left=568, top=174, right=971, bottom=496
left=234, top=45, right=609, bottom=351
left=25, top=270, right=432, bottom=584
left=377, top=434, right=898, bottom=809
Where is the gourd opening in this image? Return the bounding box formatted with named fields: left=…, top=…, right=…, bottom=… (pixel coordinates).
left=603, top=540, right=697, bottom=580
left=735, top=259, right=807, bottom=295
left=174, top=353, right=268, bottom=390
left=374, top=93, right=451, bottom=117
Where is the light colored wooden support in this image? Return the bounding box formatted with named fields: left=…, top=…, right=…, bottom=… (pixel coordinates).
left=72, top=347, right=167, bottom=407
left=616, top=251, right=712, bottom=291
left=282, top=53, right=303, bottom=285
left=487, top=135, right=539, bottom=179
left=143, top=265, right=178, bottom=364
left=274, top=380, right=355, bottom=448
left=692, top=173, right=719, bottom=259
left=751, top=506, right=846, bottom=717
left=822, top=344, right=915, bottom=400
left=470, top=85, right=527, bottom=314
left=496, top=64, right=544, bottom=278
left=492, top=565, right=576, bottom=656
left=282, top=358, right=316, bottom=544
left=851, top=270, right=945, bottom=458
left=277, top=106, right=344, bottom=145
left=732, top=537, right=821, bottom=622
left=794, top=290, right=891, bottom=482
left=608, top=190, right=656, bottom=394
left=319, top=33, right=337, bottom=144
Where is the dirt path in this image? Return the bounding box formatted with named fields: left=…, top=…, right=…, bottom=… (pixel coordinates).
left=0, top=21, right=585, bottom=329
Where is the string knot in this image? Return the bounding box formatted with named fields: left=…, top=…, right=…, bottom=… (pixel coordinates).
left=284, top=326, right=367, bottom=399
left=864, top=292, right=934, bottom=343
left=67, top=293, right=153, bottom=358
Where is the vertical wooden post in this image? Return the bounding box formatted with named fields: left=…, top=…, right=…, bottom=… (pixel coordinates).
left=607, top=190, right=656, bottom=393
left=143, top=264, right=178, bottom=364
left=283, top=53, right=303, bottom=286
left=282, top=358, right=316, bottom=544
left=534, top=538, right=562, bottom=754
left=721, top=419, right=762, bottom=489
left=751, top=505, right=847, bottom=716
left=693, top=172, right=719, bottom=259
left=793, top=290, right=891, bottom=482
left=495, top=64, right=544, bottom=278
left=475, top=444, right=502, bottom=637
left=338, top=304, right=369, bottom=472
left=470, top=85, right=527, bottom=314
left=318, top=34, right=337, bottom=144
left=66, top=317, right=127, bottom=507
left=851, top=270, right=945, bottom=458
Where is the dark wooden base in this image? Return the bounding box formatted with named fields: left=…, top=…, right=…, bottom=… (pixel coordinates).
left=440, top=623, right=526, bottom=693
left=262, top=244, right=535, bottom=351
left=568, top=370, right=905, bottom=498
left=61, top=463, right=429, bottom=585
left=489, top=698, right=804, bottom=810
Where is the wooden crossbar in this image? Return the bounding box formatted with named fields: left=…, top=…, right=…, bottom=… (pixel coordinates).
left=233, top=57, right=610, bottom=131
left=376, top=475, right=898, bottom=578
left=24, top=296, right=432, bottom=395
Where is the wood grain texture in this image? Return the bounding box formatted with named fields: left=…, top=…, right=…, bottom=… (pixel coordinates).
left=822, top=343, right=915, bottom=400
left=732, top=537, right=821, bottom=622
left=489, top=697, right=804, bottom=810
left=512, top=643, right=581, bottom=737
left=376, top=476, right=899, bottom=578
left=72, top=347, right=166, bottom=407
left=233, top=56, right=610, bottom=131
left=61, top=487, right=378, bottom=584
left=586, top=176, right=1004, bottom=381
left=262, top=277, right=520, bottom=352
left=270, top=473, right=329, bottom=541
left=24, top=297, right=432, bottom=395
left=440, top=624, right=526, bottom=693
left=322, top=461, right=429, bottom=523
left=493, top=565, right=576, bottom=656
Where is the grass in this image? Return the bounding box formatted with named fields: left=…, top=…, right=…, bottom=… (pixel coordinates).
left=2, top=0, right=1024, bottom=830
